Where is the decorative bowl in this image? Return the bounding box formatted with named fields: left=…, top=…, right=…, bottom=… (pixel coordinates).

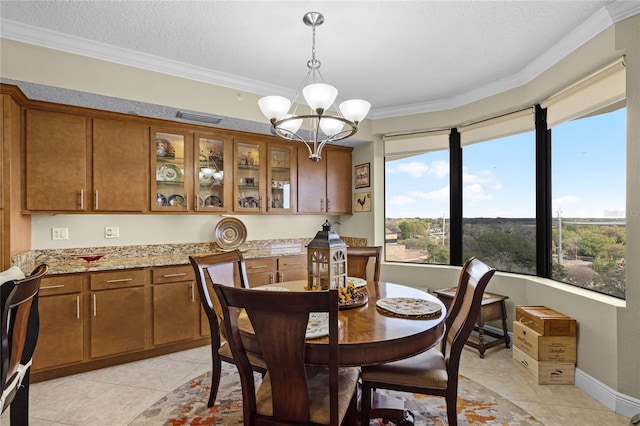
left=72, top=253, right=108, bottom=263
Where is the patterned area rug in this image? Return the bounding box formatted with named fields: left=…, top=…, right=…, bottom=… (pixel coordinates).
left=130, top=363, right=544, bottom=425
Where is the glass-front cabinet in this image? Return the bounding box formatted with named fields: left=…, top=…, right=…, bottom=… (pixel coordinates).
left=234, top=139, right=266, bottom=212
left=152, top=129, right=192, bottom=212
left=267, top=143, right=296, bottom=212
left=195, top=133, right=232, bottom=212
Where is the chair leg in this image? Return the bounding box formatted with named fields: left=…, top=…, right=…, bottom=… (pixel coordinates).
left=10, top=368, right=30, bottom=426
left=360, top=380, right=372, bottom=425
left=446, top=393, right=457, bottom=426
left=208, top=348, right=223, bottom=408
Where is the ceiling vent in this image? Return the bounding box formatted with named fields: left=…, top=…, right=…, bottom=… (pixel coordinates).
left=176, top=111, right=222, bottom=124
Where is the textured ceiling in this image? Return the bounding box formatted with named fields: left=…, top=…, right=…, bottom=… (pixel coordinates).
left=1, top=1, right=639, bottom=119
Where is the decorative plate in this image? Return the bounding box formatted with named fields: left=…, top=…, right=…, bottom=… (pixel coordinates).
left=159, top=163, right=182, bottom=182
left=376, top=297, right=442, bottom=319
left=339, top=290, right=368, bottom=310
left=347, top=276, right=367, bottom=288
left=156, top=193, right=167, bottom=207
left=305, top=313, right=343, bottom=340
left=168, top=194, right=185, bottom=206
left=214, top=217, right=247, bottom=250
left=204, top=195, right=221, bottom=207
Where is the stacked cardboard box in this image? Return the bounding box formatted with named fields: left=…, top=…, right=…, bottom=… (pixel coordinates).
left=513, top=306, right=576, bottom=384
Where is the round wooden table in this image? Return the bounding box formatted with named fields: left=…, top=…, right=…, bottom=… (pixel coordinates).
left=250, top=280, right=447, bottom=367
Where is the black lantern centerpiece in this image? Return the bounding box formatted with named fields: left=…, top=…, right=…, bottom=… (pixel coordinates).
left=306, top=220, right=348, bottom=291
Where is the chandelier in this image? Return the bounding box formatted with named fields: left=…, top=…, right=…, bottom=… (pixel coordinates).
left=258, top=12, right=371, bottom=162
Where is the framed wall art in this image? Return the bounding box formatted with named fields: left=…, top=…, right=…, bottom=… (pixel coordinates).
left=355, top=163, right=370, bottom=188
left=354, top=192, right=371, bottom=212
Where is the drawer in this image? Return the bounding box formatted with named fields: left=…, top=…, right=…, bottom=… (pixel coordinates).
left=153, top=264, right=195, bottom=284
left=90, top=269, right=146, bottom=290
left=245, top=258, right=277, bottom=274
left=40, top=274, right=83, bottom=296
left=277, top=255, right=306, bottom=271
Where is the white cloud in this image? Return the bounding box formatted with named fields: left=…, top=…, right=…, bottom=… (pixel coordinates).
left=553, top=195, right=579, bottom=209
left=430, top=160, right=449, bottom=178
left=388, top=195, right=415, bottom=205
left=408, top=185, right=450, bottom=201
left=395, top=160, right=450, bottom=179
left=463, top=183, right=491, bottom=201
left=397, top=162, right=430, bottom=178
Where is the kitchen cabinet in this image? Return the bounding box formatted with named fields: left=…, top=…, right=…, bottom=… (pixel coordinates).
left=25, top=110, right=148, bottom=212
left=267, top=142, right=297, bottom=213
left=297, top=146, right=352, bottom=214
left=152, top=264, right=199, bottom=345
left=245, top=254, right=307, bottom=287
left=152, top=128, right=192, bottom=211
left=89, top=269, right=147, bottom=359
left=234, top=138, right=267, bottom=212
left=195, top=132, right=233, bottom=212
left=32, top=274, right=84, bottom=370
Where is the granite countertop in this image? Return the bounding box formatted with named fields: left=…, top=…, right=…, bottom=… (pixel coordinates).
left=14, top=236, right=367, bottom=275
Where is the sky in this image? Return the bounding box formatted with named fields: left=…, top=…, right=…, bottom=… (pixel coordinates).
left=385, top=108, right=626, bottom=219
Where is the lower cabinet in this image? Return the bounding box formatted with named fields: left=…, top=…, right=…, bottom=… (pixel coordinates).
left=32, top=274, right=84, bottom=370
left=89, top=269, right=147, bottom=359
left=152, top=265, right=198, bottom=345
left=246, top=254, right=307, bottom=287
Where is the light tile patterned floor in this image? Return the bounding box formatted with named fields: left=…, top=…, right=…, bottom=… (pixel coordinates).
left=2, top=345, right=631, bottom=425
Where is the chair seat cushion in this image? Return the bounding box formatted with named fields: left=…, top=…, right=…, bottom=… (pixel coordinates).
left=256, top=366, right=360, bottom=425
left=218, top=341, right=267, bottom=371
left=361, top=347, right=448, bottom=390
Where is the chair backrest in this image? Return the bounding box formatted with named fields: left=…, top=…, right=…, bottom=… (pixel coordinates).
left=347, top=246, right=382, bottom=281
left=1, top=264, right=48, bottom=409
left=213, top=284, right=340, bottom=425
left=189, top=250, right=249, bottom=342
left=442, top=258, right=495, bottom=375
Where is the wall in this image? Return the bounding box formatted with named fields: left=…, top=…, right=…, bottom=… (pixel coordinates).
left=1, top=13, right=639, bottom=412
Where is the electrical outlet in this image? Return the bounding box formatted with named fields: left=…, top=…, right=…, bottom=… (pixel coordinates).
left=105, top=226, right=120, bottom=239
left=52, top=227, right=69, bottom=240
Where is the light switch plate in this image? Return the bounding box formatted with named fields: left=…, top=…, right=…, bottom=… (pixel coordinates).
left=105, top=226, right=120, bottom=239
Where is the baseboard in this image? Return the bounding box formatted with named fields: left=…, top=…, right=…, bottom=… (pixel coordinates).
left=484, top=324, right=640, bottom=419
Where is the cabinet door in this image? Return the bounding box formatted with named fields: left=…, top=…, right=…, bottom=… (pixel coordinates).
left=267, top=143, right=296, bottom=212
left=153, top=281, right=198, bottom=345
left=234, top=139, right=266, bottom=212
left=195, top=133, right=232, bottom=212
left=245, top=257, right=277, bottom=287
left=152, top=129, right=192, bottom=211
left=326, top=148, right=352, bottom=214
left=32, top=293, right=83, bottom=370
left=277, top=254, right=307, bottom=282
left=93, top=118, right=148, bottom=211
left=297, top=147, right=327, bottom=213
left=90, top=287, right=146, bottom=358
left=26, top=109, right=88, bottom=211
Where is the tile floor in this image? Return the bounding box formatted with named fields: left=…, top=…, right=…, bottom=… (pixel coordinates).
left=1, top=345, right=631, bottom=425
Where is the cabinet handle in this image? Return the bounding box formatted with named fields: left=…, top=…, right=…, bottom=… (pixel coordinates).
left=41, top=284, right=65, bottom=289
left=326, top=199, right=330, bottom=212
left=269, top=274, right=274, bottom=284
left=320, top=198, right=324, bottom=211
left=190, top=283, right=195, bottom=302
left=185, top=193, right=189, bottom=210
left=249, top=265, right=269, bottom=270
left=105, top=278, right=133, bottom=283
left=80, top=189, right=84, bottom=210
left=93, top=294, right=97, bottom=316
left=76, top=295, right=80, bottom=320
left=258, top=197, right=262, bottom=209
left=282, top=262, right=302, bottom=266
left=278, top=272, right=283, bottom=282
left=95, top=189, right=99, bottom=210
left=163, top=273, right=186, bottom=278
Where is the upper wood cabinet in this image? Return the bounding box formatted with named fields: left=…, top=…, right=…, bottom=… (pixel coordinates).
left=234, top=138, right=267, bottom=213
left=297, top=146, right=352, bottom=214
left=195, top=132, right=233, bottom=212
left=267, top=142, right=297, bottom=213
left=25, top=110, right=148, bottom=212
left=26, top=109, right=88, bottom=211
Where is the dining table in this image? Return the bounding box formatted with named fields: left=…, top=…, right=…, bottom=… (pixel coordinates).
left=245, top=279, right=447, bottom=366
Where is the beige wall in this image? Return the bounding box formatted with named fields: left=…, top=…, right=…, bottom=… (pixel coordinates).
left=1, top=13, right=639, bottom=409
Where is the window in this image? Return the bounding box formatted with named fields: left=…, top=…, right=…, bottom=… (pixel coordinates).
left=551, top=107, right=626, bottom=298
left=462, top=131, right=536, bottom=274
left=384, top=131, right=450, bottom=265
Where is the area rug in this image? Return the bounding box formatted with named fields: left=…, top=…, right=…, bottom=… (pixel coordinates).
left=129, top=363, right=544, bottom=425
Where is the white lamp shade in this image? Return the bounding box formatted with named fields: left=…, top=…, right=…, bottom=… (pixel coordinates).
left=259, top=96, right=291, bottom=120
left=279, top=114, right=303, bottom=134
left=339, top=99, right=371, bottom=123
left=303, top=83, right=338, bottom=111
left=319, top=117, right=345, bottom=137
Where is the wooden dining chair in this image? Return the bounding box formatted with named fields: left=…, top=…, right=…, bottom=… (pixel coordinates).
left=213, top=285, right=360, bottom=426
left=189, top=251, right=266, bottom=408
left=1, top=264, right=48, bottom=425
left=346, top=246, right=382, bottom=281
left=360, top=258, right=495, bottom=426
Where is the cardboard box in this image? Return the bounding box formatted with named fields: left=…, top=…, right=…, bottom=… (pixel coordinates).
left=512, top=345, right=575, bottom=385
left=515, top=305, right=576, bottom=337
left=513, top=321, right=576, bottom=362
